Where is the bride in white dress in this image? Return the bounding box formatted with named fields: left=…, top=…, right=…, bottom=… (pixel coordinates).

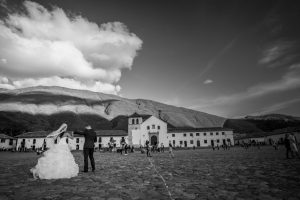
left=30, top=123, right=79, bottom=179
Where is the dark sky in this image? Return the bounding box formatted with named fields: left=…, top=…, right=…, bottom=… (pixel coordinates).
left=1, top=0, right=300, bottom=118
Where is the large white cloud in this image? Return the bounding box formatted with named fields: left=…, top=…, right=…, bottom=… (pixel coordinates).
left=0, top=1, right=142, bottom=94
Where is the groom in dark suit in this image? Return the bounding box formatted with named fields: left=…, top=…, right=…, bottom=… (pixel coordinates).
left=75, top=125, right=97, bottom=172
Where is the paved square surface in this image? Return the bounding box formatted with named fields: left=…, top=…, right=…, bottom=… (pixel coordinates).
left=0, top=146, right=300, bottom=200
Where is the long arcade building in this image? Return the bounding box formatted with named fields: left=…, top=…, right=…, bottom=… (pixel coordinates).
left=16, top=113, right=234, bottom=150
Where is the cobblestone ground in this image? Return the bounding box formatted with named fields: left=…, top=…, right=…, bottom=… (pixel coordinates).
left=0, top=146, right=300, bottom=200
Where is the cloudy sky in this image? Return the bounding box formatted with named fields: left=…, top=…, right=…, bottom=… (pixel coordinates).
left=0, top=0, right=300, bottom=118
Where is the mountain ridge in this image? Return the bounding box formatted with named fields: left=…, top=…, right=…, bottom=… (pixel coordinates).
left=1, top=86, right=299, bottom=137
left=0, top=86, right=226, bottom=132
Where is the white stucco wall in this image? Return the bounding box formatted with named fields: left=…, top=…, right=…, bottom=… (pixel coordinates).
left=16, top=136, right=129, bottom=151
left=168, top=130, right=234, bottom=148
left=129, top=116, right=168, bottom=147
left=0, top=138, right=16, bottom=149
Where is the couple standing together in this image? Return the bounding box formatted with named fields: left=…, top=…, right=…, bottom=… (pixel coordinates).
left=30, top=124, right=97, bottom=179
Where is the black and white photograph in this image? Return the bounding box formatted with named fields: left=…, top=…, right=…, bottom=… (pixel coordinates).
left=0, top=0, right=300, bottom=199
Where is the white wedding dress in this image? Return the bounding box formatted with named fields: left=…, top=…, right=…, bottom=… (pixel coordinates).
left=30, top=137, right=79, bottom=179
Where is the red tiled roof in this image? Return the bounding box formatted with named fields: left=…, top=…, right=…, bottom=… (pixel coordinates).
left=168, top=127, right=233, bottom=133
left=95, top=130, right=128, bottom=137
left=16, top=130, right=127, bottom=138
left=129, top=112, right=152, bottom=121
left=0, top=133, right=16, bottom=139
left=16, top=131, right=51, bottom=138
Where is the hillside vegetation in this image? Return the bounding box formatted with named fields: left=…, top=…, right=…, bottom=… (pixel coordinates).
left=0, top=86, right=225, bottom=135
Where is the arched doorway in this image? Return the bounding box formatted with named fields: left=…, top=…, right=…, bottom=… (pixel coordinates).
left=150, top=135, right=157, bottom=146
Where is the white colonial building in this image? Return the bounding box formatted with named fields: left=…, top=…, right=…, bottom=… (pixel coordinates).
left=128, top=113, right=234, bottom=147
left=128, top=113, right=168, bottom=147
left=0, top=133, right=17, bottom=150
left=16, top=130, right=128, bottom=151
left=14, top=113, right=234, bottom=151
left=168, top=128, right=234, bottom=148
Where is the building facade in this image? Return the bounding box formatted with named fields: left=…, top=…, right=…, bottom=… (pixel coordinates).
left=14, top=113, right=235, bottom=151
left=0, top=133, right=17, bottom=150
left=128, top=113, right=168, bottom=147
left=128, top=113, right=234, bottom=147
left=16, top=130, right=128, bottom=151
left=168, top=128, right=234, bottom=148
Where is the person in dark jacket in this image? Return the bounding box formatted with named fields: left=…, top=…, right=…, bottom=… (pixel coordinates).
left=75, top=125, right=97, bottom=172
left=284, top=133, right=292, bottom=159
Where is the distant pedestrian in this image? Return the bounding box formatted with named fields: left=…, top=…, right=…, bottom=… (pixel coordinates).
left=124, top=143, right=128, bottom=155
left=169, top=141, right=174, bottom=158
left=284, top=133, right=292, bottom=159
left=160, top=143, right=164, bottom=153
left=145, top=140, right=151, bottom=157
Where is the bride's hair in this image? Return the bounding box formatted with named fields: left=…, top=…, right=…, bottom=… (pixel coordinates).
left=59, top=131, right=66, bottom=138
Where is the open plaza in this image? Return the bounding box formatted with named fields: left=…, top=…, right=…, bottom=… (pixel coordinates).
left=0, top=146, right=300, bottom=200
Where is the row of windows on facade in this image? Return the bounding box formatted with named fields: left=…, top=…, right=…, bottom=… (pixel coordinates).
left=172, top=138, right=232, bottom=145
left=1, top=139, right=14, bottom=145
left=131, top=118, right=140, bottom=124
left=147, top=125, right=160, bottom=130
left=171, top=132, right=226, bottom=137
left=130, top=119, right=161, bottom=130
left=21, top=137, right=109, bottom=144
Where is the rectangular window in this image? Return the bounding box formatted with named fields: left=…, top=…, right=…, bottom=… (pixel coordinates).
left=173, top=140, right=175, bottom=145
left=180, top=141, right=183, bottom=145
left=172, top=134, right=175, bottom=137
left=98, top=137, right=102, bottom=143
left=204, top=140, right=207, bottom=144
left=222, top=132, right=225, bottom=135
left=190, top=133, right=193, bottom=137
left=76, top=138, right=79, bottom=143
left=33, top=139, right=36, bottom=144
left=196, top=133, right=199, bottom=136
left=190, top=140, right=194, bottom=144
left=158, top=126, right=160, bottom=130
left=132, top=119, right=135, bottom=124
left=147, top=126, right=150, bottom=130
left=9, top=139, right=13, bottom=145
left=216, top=132, right=219, bottom=135
left=152, top=125, right=155, bottom=129
left=183, top=133, right=186, bottom=137
left=1, top=139, right=5, bottom=143
left=217, top=139, right=220, bottom=143
left=210, top=132, right=213, bottom=136
left=204, top=133, right=207, bottom=136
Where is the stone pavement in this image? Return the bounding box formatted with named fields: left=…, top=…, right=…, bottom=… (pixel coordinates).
left=0, top=146, right=300, bottom=200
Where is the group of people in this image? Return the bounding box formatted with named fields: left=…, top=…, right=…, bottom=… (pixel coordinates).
left=284, top=133, right=299, bottom=159
left=212, top=144, right=231, bottom=150
left=142, top=140, right=174, bottom=158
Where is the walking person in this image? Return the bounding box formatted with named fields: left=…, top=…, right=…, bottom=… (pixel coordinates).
left=284, top=133, right=292, bottom=159
left=75, top=125, right=97, bottom=172
left=124, top=143, right=128, bottom=155
left=145, top=140, right=151, bottom=157
left=169, top=141, right=175, bottom=158
left=160, top=143, right=164, bottom=153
